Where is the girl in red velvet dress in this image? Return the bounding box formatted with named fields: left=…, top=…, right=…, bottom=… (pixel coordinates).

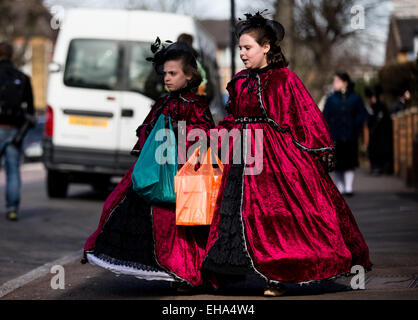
left=82, top=40, right=214, bottom=291
left=202, top=12, right=372, bottom=296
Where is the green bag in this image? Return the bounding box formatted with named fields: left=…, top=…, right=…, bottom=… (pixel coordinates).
left=132, top=114, right=178, bottom=204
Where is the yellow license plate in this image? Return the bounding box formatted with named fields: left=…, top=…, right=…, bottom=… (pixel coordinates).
left=68, top=115, right=108, bottom=127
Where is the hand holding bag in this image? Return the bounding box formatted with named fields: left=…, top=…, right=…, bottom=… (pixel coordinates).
left=132, top=114, right=178, bottom=204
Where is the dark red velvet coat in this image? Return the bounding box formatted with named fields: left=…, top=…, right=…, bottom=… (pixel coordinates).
left=84, top=90, right=214, bottom=286
left=203, top=66, right=372, bottom=285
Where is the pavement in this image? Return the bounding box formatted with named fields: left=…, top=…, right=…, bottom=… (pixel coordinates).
left=0, top=165, right=418, bottom=300
left=0, top=162, right=109, bottom=285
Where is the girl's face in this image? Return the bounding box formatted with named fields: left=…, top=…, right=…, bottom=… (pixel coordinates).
left=333, top=76, right=348, bottom=92
left=163, top=59, right=192, bottom=92
left=239, top=33, right=270, bottom=69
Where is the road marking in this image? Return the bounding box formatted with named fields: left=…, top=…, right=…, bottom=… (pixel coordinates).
left=20, top=163, right=45, bottom=172
left=0, top=162, right=46, bottom=187
left=0, top=250, right=82, bottom=298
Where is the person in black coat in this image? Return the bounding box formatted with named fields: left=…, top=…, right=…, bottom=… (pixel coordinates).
left=365, top=86, right=393, bottom=175
left=390, top=89, right=411, bottom=114
left=323, top=71, right=369, bottom=196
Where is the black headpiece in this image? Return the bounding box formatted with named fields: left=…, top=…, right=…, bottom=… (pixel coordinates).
left=235, top=10, right=285, bottom=42
left=146, top=37, right=197, bottom=74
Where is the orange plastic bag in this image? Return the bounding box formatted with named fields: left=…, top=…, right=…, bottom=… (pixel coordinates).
left=175, top=147, right=223, bottom=226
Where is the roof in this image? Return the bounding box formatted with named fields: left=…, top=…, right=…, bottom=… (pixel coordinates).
left=199, top=19, right=231, bottom=49
left=391, top=16, right=418, bottom=52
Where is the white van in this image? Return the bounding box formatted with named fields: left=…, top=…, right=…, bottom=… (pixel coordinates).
left=44, top=8, right=223, bottom=198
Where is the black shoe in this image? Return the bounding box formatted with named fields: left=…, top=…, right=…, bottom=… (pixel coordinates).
left=344, top=192, right=354, bottom=197
left=6, top=211, right=18, bottom=221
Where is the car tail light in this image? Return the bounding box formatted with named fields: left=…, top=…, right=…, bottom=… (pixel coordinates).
left=45, top=105, right=54, bottom=137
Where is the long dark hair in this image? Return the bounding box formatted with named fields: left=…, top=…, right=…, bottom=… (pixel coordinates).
left=235, top=11, right=288, bottom=68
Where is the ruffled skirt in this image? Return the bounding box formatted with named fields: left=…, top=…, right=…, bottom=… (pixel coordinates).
left=84, top=169, right=210, bottom=287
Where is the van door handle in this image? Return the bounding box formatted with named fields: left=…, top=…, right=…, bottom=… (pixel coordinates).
left=63, top=109, right=113, bottom=118
left=121, top=109, right=134, bottom=117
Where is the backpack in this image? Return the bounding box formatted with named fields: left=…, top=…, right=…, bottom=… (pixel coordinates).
left=0, top=67, right=26, bottom=123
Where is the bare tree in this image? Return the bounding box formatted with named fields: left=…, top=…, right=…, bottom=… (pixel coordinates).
left=0, top=0, right=15, bottom=41
left=275, top=0, right=392, bottom=100
left=291, top=0, right=356, bottom=97
left=274, top=0, right=295, bottom=65
left=122, top=0, right=204, bottom=18
left=0, top=0, right=54, bottom=66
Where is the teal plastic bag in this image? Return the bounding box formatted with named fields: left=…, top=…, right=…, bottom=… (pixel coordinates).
left=132, top=114, right=178, bottom=204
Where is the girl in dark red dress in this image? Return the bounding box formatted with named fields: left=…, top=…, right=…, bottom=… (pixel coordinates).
left=202, top=12, right=372, bottom=296
left=82, top=40, right=214, bottom=290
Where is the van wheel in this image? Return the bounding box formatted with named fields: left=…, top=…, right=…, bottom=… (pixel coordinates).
left=91, top=176, right=111, bottom=193
left=47, top=170, right=69, bottom=198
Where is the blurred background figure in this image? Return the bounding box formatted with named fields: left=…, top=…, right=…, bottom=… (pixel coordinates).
left=390, top=88, right=411, bottom=114
left=323, top=71, right=369, bottom=196
left=177, top=33, right=214, bottom=101
left=365, top=85, right=393, bottom=175
left=0, top=41, right=34, bottom=221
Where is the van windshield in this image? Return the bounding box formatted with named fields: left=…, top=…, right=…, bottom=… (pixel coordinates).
left=64, top=39, right=120, bottom=90
left=63, top=39, right=163, bottom=99
left=128, top=42, right=163, bottom=100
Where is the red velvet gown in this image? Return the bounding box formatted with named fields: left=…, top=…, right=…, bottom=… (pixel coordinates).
left=202, top=65, right=372, bottom=287
left=83, top=89, right=215, bottom=287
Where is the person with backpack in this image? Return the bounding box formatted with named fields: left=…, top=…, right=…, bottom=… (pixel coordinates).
left=0, top=41, right=35, bottom=221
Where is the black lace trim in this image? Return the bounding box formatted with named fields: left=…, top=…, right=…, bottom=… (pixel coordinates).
left=91, top=252, right=165, bottom=273
left=292, top=138, right=336, bottom=155
left=93, top=188, right=164, bottom=272
left=202, top=133, right=255, bottom=277
left=266, top=265, right=373, bottom=287
left=90, top=188, right=191, bottom=285
left=202, top=164, right=254, bottom=275
left=178, top=94, right=200, bottom=104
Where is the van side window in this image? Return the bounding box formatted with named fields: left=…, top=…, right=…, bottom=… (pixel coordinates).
left=129, top=42, right=164, bottom=100
left=64, top=39, right=120, bottom=90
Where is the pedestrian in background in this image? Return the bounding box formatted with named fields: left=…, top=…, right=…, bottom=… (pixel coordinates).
left=177, top=33, right=214, bottom=101
left=0, top=41, right=34, bottom=221
left=390, top=88, right=411, bottom=114
left=365, top=85, right=393, bottom=175
left=323, top=71, right=369, bottom=196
